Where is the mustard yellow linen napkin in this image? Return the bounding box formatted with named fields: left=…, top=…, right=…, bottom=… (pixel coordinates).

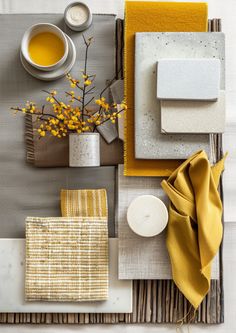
left=161, top=150, right=226, bottom=309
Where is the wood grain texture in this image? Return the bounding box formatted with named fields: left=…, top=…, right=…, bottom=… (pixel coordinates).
left=116, top=18, right=124, bottom=79
left=0, top=280, right=222, bottom=324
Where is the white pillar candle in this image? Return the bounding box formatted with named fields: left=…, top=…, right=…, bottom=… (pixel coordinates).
left=127, top=195, right=168, bottom=237
left=67, top=5, right=88, bottom=26
left=64, top=2, right=92, bottom=32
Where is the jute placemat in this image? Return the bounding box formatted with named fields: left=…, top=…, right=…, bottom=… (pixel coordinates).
left=0, top=18, right=224, bottom=325
left=25, top=217, right=109, bottom=302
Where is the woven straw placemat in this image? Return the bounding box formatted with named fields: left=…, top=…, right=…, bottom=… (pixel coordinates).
left=25, top=217, right=109, bottom=302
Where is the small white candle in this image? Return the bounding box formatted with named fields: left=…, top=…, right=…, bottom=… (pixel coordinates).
left=64, top=2, right=92, bottom=32
left=66, top=4, right=88, bottom=26
left=127, top=195, right=168, bottom=237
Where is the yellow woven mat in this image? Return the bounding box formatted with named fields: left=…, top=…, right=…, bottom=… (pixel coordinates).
left=60, top=189, right=108, bottom=218
left=124, top=1, right=208, bottom=176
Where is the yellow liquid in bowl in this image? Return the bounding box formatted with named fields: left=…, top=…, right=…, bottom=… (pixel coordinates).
left=28, top=32, right=65, bottom=66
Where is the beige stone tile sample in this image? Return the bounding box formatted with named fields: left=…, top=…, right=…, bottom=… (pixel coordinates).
left=161, top=91, right=225, bottom=134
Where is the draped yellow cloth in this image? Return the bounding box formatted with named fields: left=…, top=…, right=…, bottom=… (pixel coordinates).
left=161, top=150, right=226, bottom=309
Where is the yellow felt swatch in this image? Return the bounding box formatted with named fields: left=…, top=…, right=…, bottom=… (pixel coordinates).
left=124, top=1, right=208, bottom=176
left=161, top=150, right=226, bottom=309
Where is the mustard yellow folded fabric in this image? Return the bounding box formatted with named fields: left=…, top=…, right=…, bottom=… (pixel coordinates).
left=61, top=189, right=107, bottom=218
left=124, top=1, right=208, bottom=176
left=161, top=150, right=226, bottom=309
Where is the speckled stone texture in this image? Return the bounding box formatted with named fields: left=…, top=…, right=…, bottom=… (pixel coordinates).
left=161, top=91, right=225, bottom=134
left=135, top=32, right=225, bottom=160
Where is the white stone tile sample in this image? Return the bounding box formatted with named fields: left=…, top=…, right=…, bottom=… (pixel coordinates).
left=157, top=58, right=221, bottom=101
left=0, top=238, right=132, bottom=313
left=161, top=91, right=225, bottom=134
left=118, top=165, right=219, bottom=280
left=135, top=32, right=225, bottom=160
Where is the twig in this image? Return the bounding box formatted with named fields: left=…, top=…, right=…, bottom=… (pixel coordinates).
left=65, top=92, right=83, bottom=103
left=42, top=90, right=68, bottom=109
left=99, top=74, right=120, bottom=99
left=11, top=107, right=58, bottom=120
left=82, top=33, right=88, bottom=47
left=84, top=96, right=94, bottom=107
left=81, top=36, right=91, bottom=121
left=93, top=107, right=125, bottom=132
left=76, top=83, right=83, bottom=91
left=86, top=86, right=96, bottom=94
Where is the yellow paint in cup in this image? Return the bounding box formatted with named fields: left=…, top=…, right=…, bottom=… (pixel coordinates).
left=28, top=32, right=65, bottom=66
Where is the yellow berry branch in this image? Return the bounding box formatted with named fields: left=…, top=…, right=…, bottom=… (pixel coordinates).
left=11, top=36, right=126, bottom=139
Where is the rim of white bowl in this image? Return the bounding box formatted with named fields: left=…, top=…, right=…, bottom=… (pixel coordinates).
left=21, top=23, right=69, bottom=70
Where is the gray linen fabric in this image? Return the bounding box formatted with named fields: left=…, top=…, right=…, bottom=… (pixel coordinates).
left=0, top=14, right=117, bottom=237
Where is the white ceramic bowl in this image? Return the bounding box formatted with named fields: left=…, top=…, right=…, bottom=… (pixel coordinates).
left=21, top=23, right=69, bottom=72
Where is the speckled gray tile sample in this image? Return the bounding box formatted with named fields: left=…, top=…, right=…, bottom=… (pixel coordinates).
left=135, top=33, right=225, bottom=159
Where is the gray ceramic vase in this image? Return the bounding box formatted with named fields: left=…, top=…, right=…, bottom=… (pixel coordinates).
left=69, top=132, right=100, bottom=167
